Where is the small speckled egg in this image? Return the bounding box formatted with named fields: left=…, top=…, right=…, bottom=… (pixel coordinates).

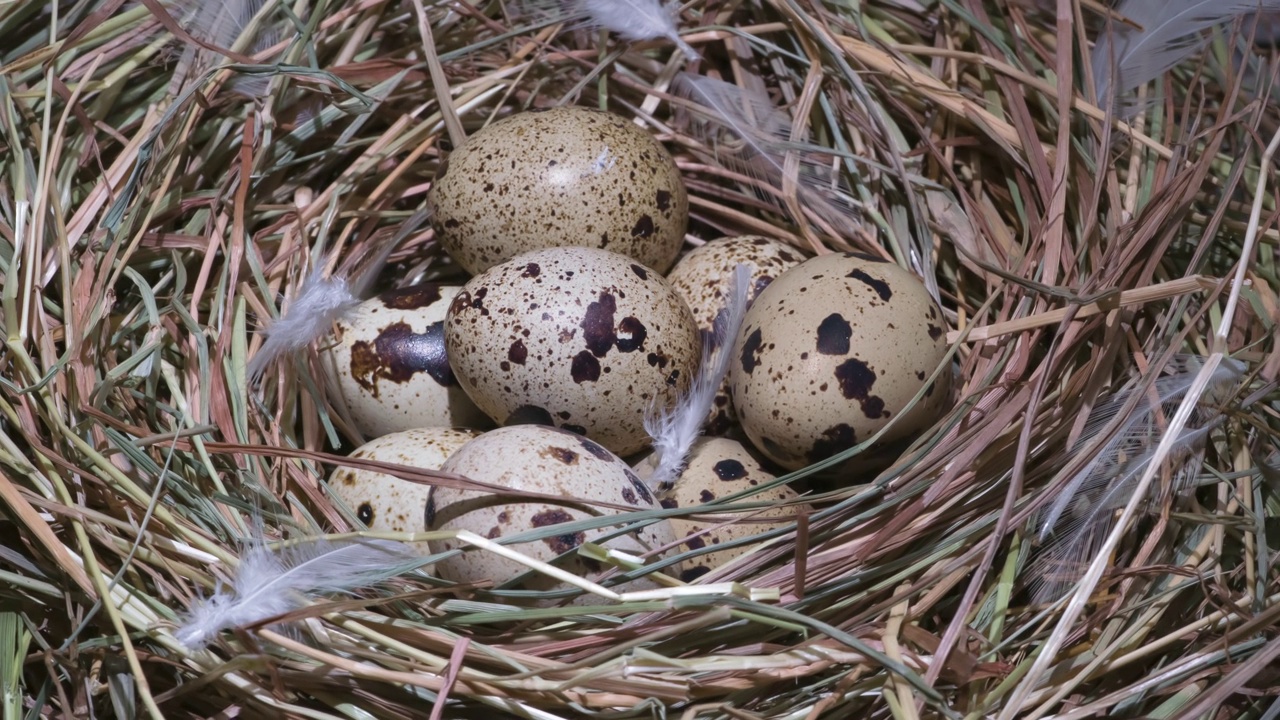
left=729, top=253, right=951, bottom=470
left=427, top=106, right=689, bottom=274
left=665, top=236, right=807, bottom=434
left=322, top=284, right=491, bottom=438
left=427, top=425, right=676, bottom=598
left=329, top=427, right=481, bottom=549
left=636, top=437, right=806, bottom=582
left=445, top=247, right=700, bottom=456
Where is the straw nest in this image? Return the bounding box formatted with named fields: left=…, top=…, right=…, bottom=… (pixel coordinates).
left=1, top=0, right=1278, bottom=717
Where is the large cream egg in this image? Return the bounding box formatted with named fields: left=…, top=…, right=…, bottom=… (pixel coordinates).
left=427, top=425, right=676, bottom=598
left=728, top=253, right=951, bottom=470
left=665, top=236, right=807, bottom=434
left=445, top=247, right=700, bottom=456
left=637, top=437, right=806, bottom=582
left=428, top=106, right=689, bottom=274
left=323, top=284, right=490, bottom=438
left=328, top=427, right=481, bottom=547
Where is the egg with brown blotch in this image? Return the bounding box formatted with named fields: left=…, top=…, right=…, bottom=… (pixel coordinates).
left=445, top=247, right=700, bottom=456
left=323, top=284, right=491, bottom=439
left=665, top=236, right=807, bottom=435
left=635, top=437, right=807, bottom=582
left=426, top=425, right=677, bottom=604
left=728, top=253, right=952, bottom=471
left=328, top=427, right=481, bottom=555
left=428, top=106, right=689, bottom=275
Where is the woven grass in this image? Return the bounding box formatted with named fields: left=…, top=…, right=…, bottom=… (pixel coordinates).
left=2, top=0, right=1279, bottom=717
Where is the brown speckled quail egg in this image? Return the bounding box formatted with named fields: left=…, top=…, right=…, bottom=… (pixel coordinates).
left=426, top=425, right=676, bottom=598
left=636, top=437, right=806, bottom=582
left=328, top=427, right=481, bottom=548
left=427, top=106, right=689, bottom=275
left=323, top=284, right=491, bottom=438
left=445, top=246, right=700, bottom=456
left=665, top=236, right=807, bottom=435
left=729, top=253, right=952, bottom=470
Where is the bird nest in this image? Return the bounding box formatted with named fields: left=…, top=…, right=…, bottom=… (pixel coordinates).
left=1, top=0, right=1278, bottom=718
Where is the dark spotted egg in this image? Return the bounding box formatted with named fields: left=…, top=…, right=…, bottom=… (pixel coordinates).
left=427, top=106, right=688, bottom=275
left=427, top=425, right=676, bottom=602
left=665, top=236, right=806, bottom=435
left=329, top=427, right=481, bottom=551
left=323, top=283, right=490, bottom=438
left=445, top=247, right=700, bottom=456
left=728, top=253, right=952, bottom=470
left=636, top=437, right=806, bottom=582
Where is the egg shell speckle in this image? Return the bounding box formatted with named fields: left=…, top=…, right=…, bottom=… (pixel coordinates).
left=323, top=284, right=491, bottom=438
left=445, top=247, right=700, bottom=456
left=428, top=425, right=676, bottom=599
left=665, top=236, right=807, bottom=434
left=428, top=106, right=689, bottom=275
left=637, top=437, right=806, bottom=582
left=729, top=253, right=952, bottom=470
left=328, top=427, right=481, bottom=553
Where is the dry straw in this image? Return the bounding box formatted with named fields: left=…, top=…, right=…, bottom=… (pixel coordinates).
left=1, top=0, right=1278, bottom=718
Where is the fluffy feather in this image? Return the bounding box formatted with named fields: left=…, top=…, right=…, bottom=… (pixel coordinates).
left=673, top=72, right=860, bottom=244
left=175, top=537, right=417, bottom=649
left=525, top=0, right=699, bottom=59
left=643, top=264, right=751, bottom=491
left=1093, top=0, right=1280, bottom=110
left=1032, top=355, right=1244, bottom=603
left=246, top=267, right=360, bottom=382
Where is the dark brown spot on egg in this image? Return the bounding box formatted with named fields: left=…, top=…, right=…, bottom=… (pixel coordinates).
left=660, top=497, right=679, bottom=509
left=816, top=313, right=852, bottom=355
left=740, top=328, right=764, bottom=373
left=834, top=358, right=888, bottom=418
left=531, top=509, right=585, bottom=554
left=581, top=292, right=617, bottom=357
left=699, top=489, right=715, bottom=503
left=916, top=371, right=926, bottom=380
left=647, top=352, right=668, bottom=369
left=809, top=423, right=857, bottom=463
left=622, top=486, right=637, bottom=504
left=357, top=502, right=374, bottom=525
left=713, top=459, right=747, bottom=480
left=543, top=446, right=579, bottom=464
left=578, top=437, right=612, bottom=460
left=498, top=511, right=510, bottom=524
left=571, top=351, right=601, bottom=383
left=630, top=264, right=648, bottom=280
left=616, top=317, right=647, bottom=352
left=656, top=190, right=671, bottom=211
left=843, top=251, right=887, bottom=263
left=625, top=470, right=653, bottom=504
left=378, top=283, right=442, bottom=310
left=631, top=214, right=655, bottom=237
left=846, top=268, right=892, bottom=301
left=350, top=321, right=455, bottom=394
left=928, top=324, right=944, bottom=340
left=506, top=404, right=555, bottom=427
left=424, top=495, right=436, bottom=528
left=685, top=535, right=706, bottom=550
left=681, top=566, right=711, bottom=582
left=522, top=262, right=541, bottom=278
left=508, top=339, right=527, bottom=365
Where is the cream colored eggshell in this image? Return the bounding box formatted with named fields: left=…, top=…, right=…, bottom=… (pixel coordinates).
left=323, top=284, right=491, bottom=438
left=427, top=425, right=676, bottom=599
left=428, top=107, right=688, bottom=275
left=729, top=253, right=952, bottom=470
left=445, top=247, right=700, bottom=456
left=328, top=427, right=481, bottom=549
left=666, top=236, right=806, bottom=434
left=637, top=437, right=805, bottom=582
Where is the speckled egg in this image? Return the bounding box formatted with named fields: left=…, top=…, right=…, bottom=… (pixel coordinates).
left=427, top=425, right=677, bottom=598
left=428, top=106, right=689, bottom=275
left=328, top=427, right=481, bottom=548
left=729, top=253, right=951, bottom=470
left=445, top=247, right=700, bottom=456
left=323, top=284, right=491, bottom=438
left=665, top=236, right=807, bottom=434
left=637, top=437, right=806, bottom=582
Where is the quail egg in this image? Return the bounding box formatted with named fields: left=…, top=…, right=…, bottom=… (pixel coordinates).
left=328, top=427, right=481, bottom=548
left=426, top=425, right=677, bottom=599
left=665, top=236, right=807, bottom=434
left=428, top=106, right=689, bottom=274
left=729, top=253, right=951, bottom=470
left=445, top=247, right=700, bottom=456
left=637, top=437, right=806, bottom=582
left=323, top=284, right=491, bottom=438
